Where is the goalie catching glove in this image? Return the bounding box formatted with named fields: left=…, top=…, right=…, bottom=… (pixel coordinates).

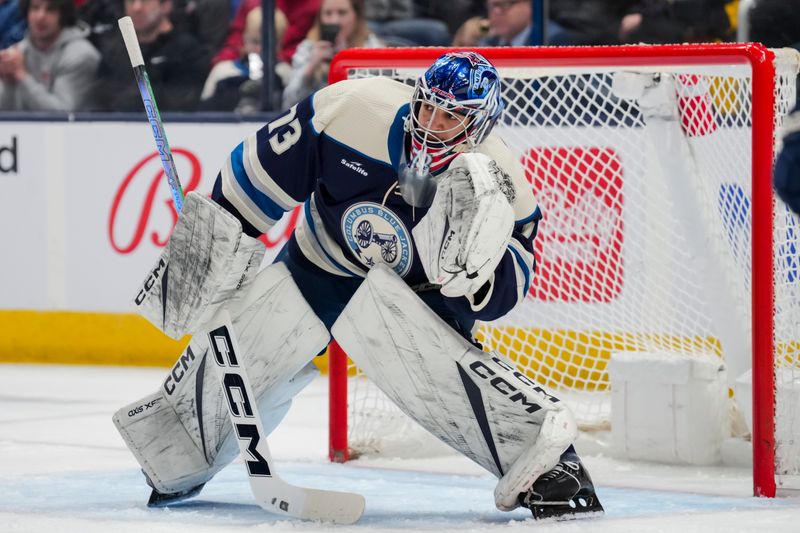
left=133, top=192, right=266, bottom=339
left=412, top=152, right=515, bottom=298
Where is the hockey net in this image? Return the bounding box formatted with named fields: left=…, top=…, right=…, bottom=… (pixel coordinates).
left=326, top=45, right=800, bottom=496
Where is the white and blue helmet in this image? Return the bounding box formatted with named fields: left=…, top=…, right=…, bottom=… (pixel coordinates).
left=408, top=51, right=504, bottom=153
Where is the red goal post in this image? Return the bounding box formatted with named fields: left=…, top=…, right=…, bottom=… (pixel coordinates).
left=326, top=44, right=800, bottom=498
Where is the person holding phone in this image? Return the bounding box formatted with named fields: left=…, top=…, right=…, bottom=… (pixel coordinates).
left=282, top=0, right=382, bottom=108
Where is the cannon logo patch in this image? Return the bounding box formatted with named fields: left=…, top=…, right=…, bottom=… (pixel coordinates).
left=342, top=202, right=413, bottom=277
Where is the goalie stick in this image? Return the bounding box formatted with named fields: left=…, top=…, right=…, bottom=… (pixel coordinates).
left=207, top=309, right=365, bottom=523
left=117, top=17, right=366, bottom=524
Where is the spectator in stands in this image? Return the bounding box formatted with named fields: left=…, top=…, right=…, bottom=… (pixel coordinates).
left=618, top=0, right=733, bottom=44
left=479, top=0, right=532, bottom=46
left=170, top=0, right=230, bottom=58
left=76, top=0, right=123, bottom=48
left=423, top=0, right=484, bottom=38
left=451, top=15, right=489, bottom=47
left=548, top=1, right=638, bottom=45
left=0, top=0, right=100, bottom=111
left=282, top=0, right=382, bottom=108
left=365, top=0, right=450, bottom=46
left=277, top=0, right=321, bottom=64
left=78, top=0, right=228, bottom=58
left=0, top=0, right=27, bottom=50
left=201, top=6, right=288, bottom=112
left=213, top=0, right=320, bottom=68
left=93, top=0, right=208, bottom=112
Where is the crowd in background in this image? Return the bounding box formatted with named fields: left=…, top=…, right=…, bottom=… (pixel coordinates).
left=0, top=0, right=798, bottom=113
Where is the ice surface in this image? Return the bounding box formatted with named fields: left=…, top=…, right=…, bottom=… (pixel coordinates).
left=1, top=363, right=798, bottom=532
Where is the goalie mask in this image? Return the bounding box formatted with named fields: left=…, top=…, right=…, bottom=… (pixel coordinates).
left=400, top=51, right=504, bottom=207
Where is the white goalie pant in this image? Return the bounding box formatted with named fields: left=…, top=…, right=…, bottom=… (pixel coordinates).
left=331, top=265, right=577, bottom=511
left=113, top=262, right=330, bottom=495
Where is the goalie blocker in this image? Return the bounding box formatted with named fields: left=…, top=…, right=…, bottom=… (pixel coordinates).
left=332, top=265, right=604, bottom=519
left=133, top=191, right=266, bottom=340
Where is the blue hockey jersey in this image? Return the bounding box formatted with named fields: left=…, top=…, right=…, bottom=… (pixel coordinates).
left=212, top=76, right=540, bottom=321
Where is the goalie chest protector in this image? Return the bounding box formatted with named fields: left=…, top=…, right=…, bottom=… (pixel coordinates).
left=260, top=76, right=537, bottom=288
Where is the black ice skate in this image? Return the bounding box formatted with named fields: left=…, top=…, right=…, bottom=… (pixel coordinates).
left=518, top=445, right=604, bottom=520
left=143, top=471, right=205, bottom=508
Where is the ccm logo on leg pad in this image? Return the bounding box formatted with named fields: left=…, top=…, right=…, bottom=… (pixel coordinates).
left=468, top=357, right=560, bottom=414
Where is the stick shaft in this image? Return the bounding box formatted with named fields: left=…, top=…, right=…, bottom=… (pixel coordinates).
left=118, top=16, right=185, bottom=212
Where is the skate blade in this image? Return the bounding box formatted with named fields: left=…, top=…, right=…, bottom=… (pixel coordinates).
left=147, top=483, right=205, bottom=508
left=530, top=497, right=604, bottom=521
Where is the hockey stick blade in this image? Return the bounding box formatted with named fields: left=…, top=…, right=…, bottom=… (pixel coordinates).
left=206, top=308, right=365, bottom=524
left=256, top=478, right=366, bottom=524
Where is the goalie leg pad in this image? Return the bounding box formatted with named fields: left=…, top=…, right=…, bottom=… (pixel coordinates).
left=134, top=191, right=266, bottom=339
left=114, top=262, right=329, bottom=494
left=115, top=364, right=312, bottom=495
left=331, top=264, right=576, bottom=510
left=115, top=389, right=212, bottom=494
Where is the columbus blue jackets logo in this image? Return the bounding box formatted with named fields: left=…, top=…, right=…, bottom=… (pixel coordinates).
left=342, top=202, right=413, bottom=276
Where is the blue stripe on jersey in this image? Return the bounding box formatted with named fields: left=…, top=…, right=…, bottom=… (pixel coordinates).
left=516, top=205, right=542, bottom=226
left=388, top=104, right=410, bottom=170
left=308, top=95, right=319, bottom=135
left=230, top=142, right=286, bottom=222
left=507, top=245, right=532, bottom=296
left=303, top=200, right=356, bottom=276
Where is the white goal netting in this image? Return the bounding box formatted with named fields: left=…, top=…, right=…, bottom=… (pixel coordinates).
left=334, top=46, right=800, bottom=492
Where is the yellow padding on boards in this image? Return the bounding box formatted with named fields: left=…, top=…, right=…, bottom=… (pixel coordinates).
left=0, top=310, right=333, bottom=373
left=0, top=311, right=189, bottom=366
left=475, top=327, right=725, bottom=392
left=8, top=312, right=795, bottom=380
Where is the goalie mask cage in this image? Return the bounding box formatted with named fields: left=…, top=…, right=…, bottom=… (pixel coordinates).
left=326, top=44, right=800, bottom=498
